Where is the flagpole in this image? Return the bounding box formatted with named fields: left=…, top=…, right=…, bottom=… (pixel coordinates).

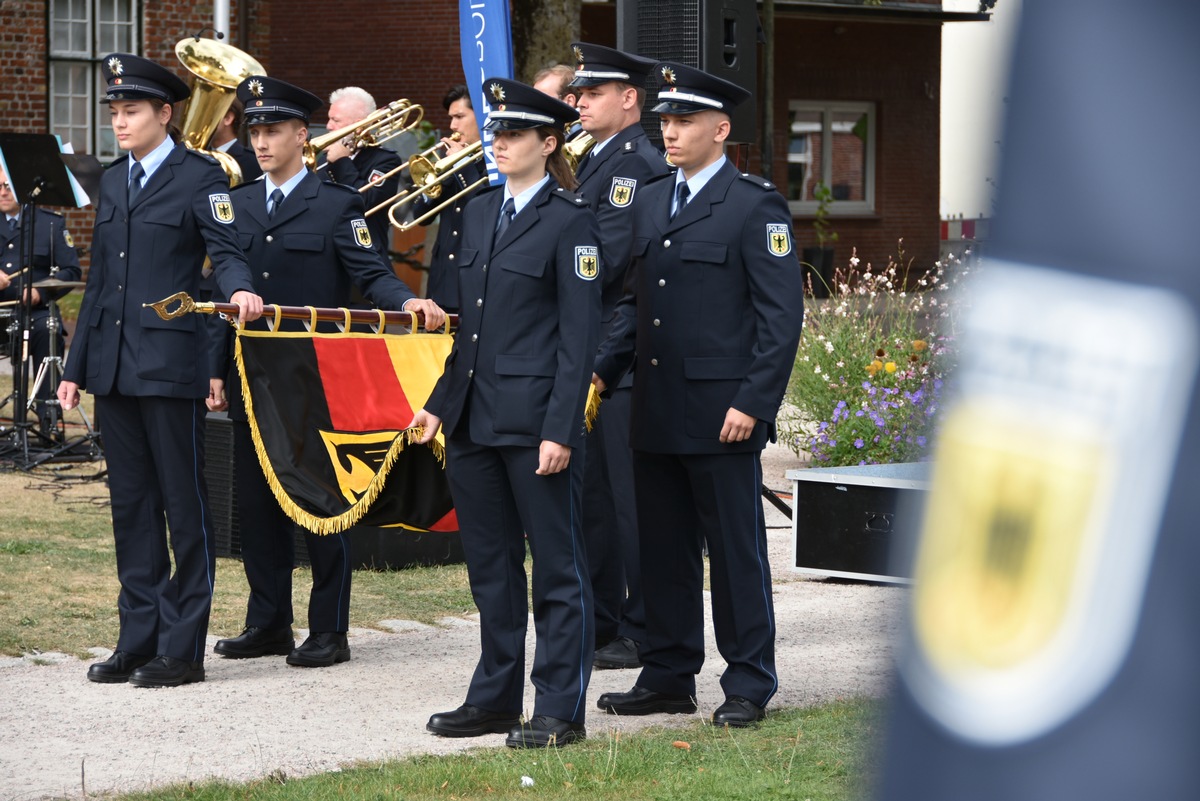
left=143, top=291, right=458, bottom=332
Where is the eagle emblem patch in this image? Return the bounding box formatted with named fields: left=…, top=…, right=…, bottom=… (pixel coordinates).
left=62, top=228, right=75, bottom=249
left=609, top=177, right=637, bottom=208
left=352, top=218, right=373, bottom=249
left=575, top=246, right=599, bottom=281
left=766, top=223, right=792, bottom=257
left=209, top=193, right=235, bottom=224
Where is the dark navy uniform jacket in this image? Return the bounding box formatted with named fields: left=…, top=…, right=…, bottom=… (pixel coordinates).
left=575, top=125, right=671, bottom=321
left=216, top=170, right=418, bottom=411
left=326, top=145, right=402, bottom=258
left=425, top=180, right=602, bottom=449
left=414, top=155, right=487, bottom=312
left=1, top=208, right=81, bottom=307
left=64, top=145, right=255, bottom=398
left=595, top=160, right=804, bottom=455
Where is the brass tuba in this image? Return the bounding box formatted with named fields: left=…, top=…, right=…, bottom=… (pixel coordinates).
left=563, top=127, right=596, bottom=174
left=174, top=36, right=266, bottom=187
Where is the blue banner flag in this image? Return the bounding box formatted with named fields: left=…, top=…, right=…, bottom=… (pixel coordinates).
left=459, top=0, right=513, bottom=186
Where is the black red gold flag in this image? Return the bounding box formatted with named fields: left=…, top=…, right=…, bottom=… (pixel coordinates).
left=235, top=329, right=457, bottom=535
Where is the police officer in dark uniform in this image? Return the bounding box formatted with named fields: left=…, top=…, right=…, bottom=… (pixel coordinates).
left=322, top=86, right=403, bottom=260
left=210, top=76, right=444, bottom=668
left=594, top=63, right=804, bottom=727
left=412, top=77, right=602, bottom=748
left=58, top=53, right=263, bottom=688
left=568, top=42, right=672, bottom=671
left=0, top=166, right=82, bottom=435
left=413, top=85, right=486, bottom=314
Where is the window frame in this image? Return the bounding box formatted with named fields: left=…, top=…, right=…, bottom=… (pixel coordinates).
left=47, top=0, right=141, bottom=161
left=786, top=100, right=876, bottom=216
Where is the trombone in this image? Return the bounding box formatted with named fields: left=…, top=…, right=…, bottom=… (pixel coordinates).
left=303, top=98, right=424, bottom=171
left=359, top=132, right=461, bottom=209
left=383, top=140, right=488, bottom=229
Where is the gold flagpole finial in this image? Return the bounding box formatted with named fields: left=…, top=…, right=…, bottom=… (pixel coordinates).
left=143, top=291, right=218, bottom=320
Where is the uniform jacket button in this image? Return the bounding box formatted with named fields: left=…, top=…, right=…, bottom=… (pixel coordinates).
left=119, top=251, right=125, bottom=258
left=262, top=272, right=270, bottom=279
left=266, top=235, right=274, bottom=243
left=471, top=333, right=478, bottom=342
left=448, top=253, right=455, bottom=260
left=476, top=298, right=483, bottom=307
left=653, top=318, right=661, bottom=326
left=658, top=279, right=666, bottom=287
left=650, top=358, right=658, bottom=366
left=467, top=369, right=474, bottom=378
left=663, top=239, right=671, bottom=247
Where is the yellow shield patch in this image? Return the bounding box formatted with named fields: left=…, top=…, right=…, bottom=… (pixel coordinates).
left=575, top=246, right=599, bottom=281
left=209, top=193, right=235, bottom=224
left=609, top=177, right=637, bottom=208
left=766, top=223, right=792, bottom=256
left=62, top=228, right=74, bottom=248
left=351, top=218, right=373, bottom=249
left=319, top=429, right=401, bottom=506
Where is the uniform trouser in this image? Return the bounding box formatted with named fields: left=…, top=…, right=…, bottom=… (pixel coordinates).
left=445, top=431, right=594, bottom=723
left=233, top=420, right=352, bottom=633
left=631, top=449, right=778, bottom=707
left=582, top=386, right=645, bottom=646
left=95, top=394, right=215, bottom=663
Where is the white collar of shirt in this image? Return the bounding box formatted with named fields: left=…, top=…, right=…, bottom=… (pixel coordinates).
left=590, top=132, right=618, bottom=158
left=5, top=214, right=18, bottom=225
left=131, top=135, right=177, bottom=186
left=214, top=139, right=236, bottom=153
left=264, top=166, right=309, bottom=205
left=674, top=155, right=727, bottom=205
left=502, top=172, right=551, bottom=217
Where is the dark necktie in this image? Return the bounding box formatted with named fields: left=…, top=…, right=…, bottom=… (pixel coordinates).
left=6, top=217, right=15, bottom=233
left=671, top=182, right=690, bottom=220
left=268, top=188, right=284, bottom=220
left=128, top=161, right=145, bottom=204
left=495, top=197, right=515, bottom=240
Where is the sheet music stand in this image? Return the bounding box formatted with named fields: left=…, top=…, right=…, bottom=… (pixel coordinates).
left=0, top=133, right=82, bottom=467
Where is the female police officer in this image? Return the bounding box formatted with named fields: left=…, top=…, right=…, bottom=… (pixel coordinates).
left=58, top=53, right=262, bottom=688
left=411, top=78, right=602, bottom=748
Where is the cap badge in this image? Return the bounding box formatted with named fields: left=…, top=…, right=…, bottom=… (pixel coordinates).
left=489, top=82, right=506, bottom=102
left=255, top=100, right=263, bottom=106
left=661, top=66, right=676, bottom=85
left=107, top=56, right=124, bottom=76
left=573, top=45, right=585, bottom=64
left=248, top=79, right=264, bottom=97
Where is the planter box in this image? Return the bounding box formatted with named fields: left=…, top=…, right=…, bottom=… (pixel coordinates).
left=787, top=462, right=930, bottom=584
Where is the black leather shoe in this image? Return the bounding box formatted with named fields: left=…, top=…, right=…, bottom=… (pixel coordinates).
left=712, top=696, right=766, bottom=728
left=286, top=632, right=350, bottom=667
left=86, top=650, right=153, bottom=684
left=597, top=684, right=697, bottom=715
left=594, top=636, right=642, bottom=670
left=427, top=704, right=521, bottom=738
left=214, top=626, right=294, bottom=658
left=128, top=656, right=205, bottom=688
left=505, top=715, right=586, bottom=748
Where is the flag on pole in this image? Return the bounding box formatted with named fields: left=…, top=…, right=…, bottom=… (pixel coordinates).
left=459, top=0, right=513, bottom=186
left=236, top=329, right=458, bottom=535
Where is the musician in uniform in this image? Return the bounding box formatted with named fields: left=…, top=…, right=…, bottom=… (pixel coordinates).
left=0, top=166, right=82, bottom=435
left=567, top=42, right=671, bottom=671
left=207, top=98, right=263, bottom=183
left=412, top=78, right=601, bottom=748
left=211, top=76, right=444, bottom=668
left=57, top=53, right=263, bottom=688
left=322, top=86, right=403, bottom=259
left=593, top=63, right=804, bottom=727
left=412, top=84, right=485, bottom=314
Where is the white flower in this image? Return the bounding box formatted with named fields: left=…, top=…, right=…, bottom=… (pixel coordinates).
left=836, top=360, right=845, bottom=368
left=824, top=340, right=834, bottom=353
left=521, top=776, right=535, bottom=787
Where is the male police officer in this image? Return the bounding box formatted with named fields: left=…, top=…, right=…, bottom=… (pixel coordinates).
left=568, top=42, right=671, bottom=670
left=594, top=63, right=803, bottom=727
left=211, top=76, right=443, bottom=667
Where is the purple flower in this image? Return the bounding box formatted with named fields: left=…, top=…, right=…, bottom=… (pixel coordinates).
left=854, top=438, right=865, bottom=449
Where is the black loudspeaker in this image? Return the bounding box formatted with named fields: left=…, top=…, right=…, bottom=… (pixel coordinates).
left=617, top=0, right=758, bottom=144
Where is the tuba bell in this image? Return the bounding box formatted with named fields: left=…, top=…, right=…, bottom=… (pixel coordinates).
left=175, top=36, right=266, bottom=187
left=563, top=127, right=596, bottom=174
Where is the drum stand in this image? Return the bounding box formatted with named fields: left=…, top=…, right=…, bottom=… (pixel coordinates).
left=24, top=295, right=102, bottom=467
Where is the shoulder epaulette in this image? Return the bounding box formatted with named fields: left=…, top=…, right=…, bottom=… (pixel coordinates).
left=182, top=148, right=221, bottom=167
left=738, top=172, right=777, bottom=192
left=552, top=186, right=587, bottom=206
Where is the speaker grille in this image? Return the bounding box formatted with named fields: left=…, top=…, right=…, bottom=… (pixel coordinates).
left=637, top=1, right=702, bottom=65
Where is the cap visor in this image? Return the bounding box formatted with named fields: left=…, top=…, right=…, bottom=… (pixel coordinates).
left=652, top=100, right=708, bottom=115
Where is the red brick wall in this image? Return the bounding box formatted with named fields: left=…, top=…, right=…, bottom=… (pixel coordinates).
left=764, top=16, right=942, bottom=270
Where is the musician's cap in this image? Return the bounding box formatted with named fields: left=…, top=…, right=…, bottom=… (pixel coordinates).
left=651, top=61, right=751, bottom=116
left=481, top=77, right=578, bottom=132
left=100, top=53, right=190, bottom=104
left=568, top=42, right=656, bottom=88
left=237, top=76, right=324, bottom=126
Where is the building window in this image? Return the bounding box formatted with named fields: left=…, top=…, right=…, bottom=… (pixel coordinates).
left=48, top=0, right=139, bottom=160
left=786, top=101, right=875, bottom=215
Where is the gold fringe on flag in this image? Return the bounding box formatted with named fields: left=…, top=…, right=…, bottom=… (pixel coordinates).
left=584, top=383, right=602, bottom=432
left=235, top=333, right=445, bottom=536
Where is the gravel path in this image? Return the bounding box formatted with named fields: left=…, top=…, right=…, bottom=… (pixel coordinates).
left=0, top=444, right=906, bottom=799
